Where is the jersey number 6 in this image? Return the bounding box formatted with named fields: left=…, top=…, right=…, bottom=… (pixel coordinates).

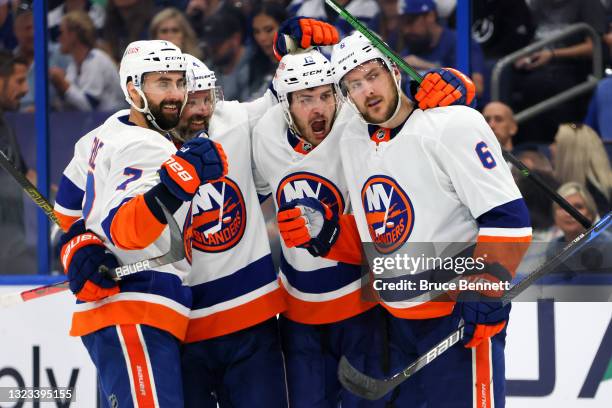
left=475, top=141, right=497, bottom=169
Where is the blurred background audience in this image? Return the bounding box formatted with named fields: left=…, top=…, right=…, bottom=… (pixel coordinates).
left=1, top=0, right=612, bottom=274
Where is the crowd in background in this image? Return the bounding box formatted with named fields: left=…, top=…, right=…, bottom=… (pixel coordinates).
left=1, top=0, right=612, bottom=274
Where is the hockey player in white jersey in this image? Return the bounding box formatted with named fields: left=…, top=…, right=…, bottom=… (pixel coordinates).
left=177, top=54, right=288, bottom=408
left=57, top=40, right=228, bottom=407
left=314, top=32, right=531, bottom=406
left=253, top=48, right=384, bottom=407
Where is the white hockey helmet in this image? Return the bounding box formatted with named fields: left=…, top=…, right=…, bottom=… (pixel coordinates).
left=273, top=49, right=337, bottom=135
left=119, top=40, right=187, bottom=131
left=331, top=32, right=402, bottom=125
left=184, top=53, right=223, bottom=110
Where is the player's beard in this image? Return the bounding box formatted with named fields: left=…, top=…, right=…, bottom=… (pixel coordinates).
left=149, top=99, right=182, bottom=130
left=359, top=91, right=399, bottom=124
left=177, top=114, right=210, bottom=141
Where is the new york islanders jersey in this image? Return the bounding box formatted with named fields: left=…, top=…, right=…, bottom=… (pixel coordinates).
left=340, top=105, right=531, bottom=318
left=73, top=112, right=192, bottom=340
left=54, top=110, right=130, bottom=231
left=184, top=98, right=285, bottom=342
left=252, top=104, right=375, bottom=324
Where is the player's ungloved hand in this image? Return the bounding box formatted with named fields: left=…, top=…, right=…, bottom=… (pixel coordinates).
left=273, top=17, right=340, bottom=60
left=59, top=219, right=120, bottom=302
left=159, top=135, right=228, bottom=201
left=410, top=67, right=476, bottom=110
left=277, top=197, right=339, bottom=257
left=453, top=294, right=511, bottom=348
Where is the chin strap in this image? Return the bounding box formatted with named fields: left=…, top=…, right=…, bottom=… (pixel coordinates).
left=127, top=87, right=188, bottom=134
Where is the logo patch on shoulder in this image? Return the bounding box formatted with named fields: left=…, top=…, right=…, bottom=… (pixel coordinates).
left=361, top=175, right=415, bottom=254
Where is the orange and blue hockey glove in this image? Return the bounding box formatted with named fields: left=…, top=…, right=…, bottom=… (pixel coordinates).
left=453, top=263, right=513, bottom=348
left=277, top=197, right=339, bottom=257
left=159, top=134, right=228, bottom=202
left=411, top=67, right=476, bottom=110
left=59, top=219, right=120, bottom=302
left=273, top=17, right=340, bottom=61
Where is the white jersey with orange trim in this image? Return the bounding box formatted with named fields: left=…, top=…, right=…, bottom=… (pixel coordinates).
left=184, top=96, right=285, bottom=343
left=54, top=110, right=130, bottom=231
left=339, top=106, right=532, bottom=319
left=74, top=112, right=192, bottom=340
left=252, top=103, right=375, bottom=325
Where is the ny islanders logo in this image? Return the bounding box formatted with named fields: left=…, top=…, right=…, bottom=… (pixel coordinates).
left=276, top=172, right=344, bottom=215
left=361, top=175, right=415, bottom=254
left=184, top=177, right=246, bottom=258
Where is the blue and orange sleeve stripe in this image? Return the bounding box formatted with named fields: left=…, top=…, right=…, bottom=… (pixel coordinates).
left=474, top=198, right=532, bottom=278
left=104, top=183, right=183, bottom=250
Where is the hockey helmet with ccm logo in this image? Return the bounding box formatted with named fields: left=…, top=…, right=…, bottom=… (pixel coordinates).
left=273, top=49, right=338, bottom=136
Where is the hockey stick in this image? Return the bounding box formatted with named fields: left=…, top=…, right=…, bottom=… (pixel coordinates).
left=502, top=151, right=592, bottom=228
left=0, top=200, right=184, bottom=308
left=338, top=212, right=612, bottom=400
left=323, top=0, right=591, bottom=229
left=0, top=150, right=60, bottom=225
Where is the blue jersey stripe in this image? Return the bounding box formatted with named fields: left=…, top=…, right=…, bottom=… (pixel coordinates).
left=56, top=175, right=84, bottom=211
left=190, top=254, right=277, bottom=310
left=280, top=255, right=362, bottom=294
left=77, top=270, right=192, bottom=308
left=477, top=198, right=531, bottom=229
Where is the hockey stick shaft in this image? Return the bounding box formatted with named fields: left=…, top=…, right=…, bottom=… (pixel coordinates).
left=502, top=151, right=592, bottom=229
left=324, top=0, right=591, bottom=229
left=0, top=150, right=61, bottom=226
left=338, top=211, right=611, bottom=400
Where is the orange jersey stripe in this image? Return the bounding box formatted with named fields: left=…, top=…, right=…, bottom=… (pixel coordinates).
left=110, top=195, right=166, bottom=250
left=54, top=209, right=80, bottom=232
left=119, top=325, right=156, bottom=408
left=70, top=300, right=189, bottom=341
left=280, top=281, right=377, bottom=325
left=326, top=214, right=364, bottom=265
left=475, top=234, right=532, bottom=278
left=184, top=288, right=285, bottom=342
left=474, top=338, right=493, bottom=408
left=381, top=300, right=455, bottom=320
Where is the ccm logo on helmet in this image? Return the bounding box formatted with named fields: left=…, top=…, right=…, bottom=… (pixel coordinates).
left=164, top=157, right=194, bottom=182
left=303, top=69, right=323, bottom=76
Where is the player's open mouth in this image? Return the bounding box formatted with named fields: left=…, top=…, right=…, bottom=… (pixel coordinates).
left=367, top=98, right=382, bottom=108
left=310, top=120, right=326, bottom=137
left=190, top=118, right=206, bottom=127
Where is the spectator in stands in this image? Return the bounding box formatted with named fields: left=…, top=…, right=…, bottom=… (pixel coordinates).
left=1, top=0, right=18, bottom=50
left=376, top=0, right=400, bottom=49
left=0, top=49, right=36, bottom=274
left=287, top=0, right=380, bottom=38
left=397, top=0, right=486, bottom=96
left=100, top=0, right=157, bottom=64
left=201, top=7, right=250, bottom=101
left=512, top=0, right=607, bottom=144
left=552, top=182, right=598, bottom=242
left=12, top=0, right=67, bottom=111
left=48, top=0, right=106, bottom=43
left=552, top=123, right=612, bottom=215
left=185, top=0, right=225, bottom=37
left=49, top=11, right=125, bottom=112
left=584, top=76, right=612, bottom=140
left=483, top=101, right=518, bottom=151
left=515, top=149, right=554, bottom=175
left=246, top=2, right=286, bottom=100
left=150, top=7, right=203, bottom=60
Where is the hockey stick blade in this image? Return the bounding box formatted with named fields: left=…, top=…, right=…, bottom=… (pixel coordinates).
left=99, top=198, right=185, bottom=279
left=338, top=212, right=612, bottom=400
